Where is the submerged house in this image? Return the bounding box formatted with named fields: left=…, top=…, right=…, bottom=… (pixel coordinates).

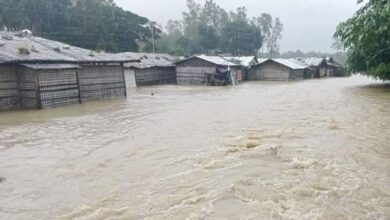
left=296, top=57, right=328, bottom=78
left=28, top=35, right=134, bottom=102
left=120, top=52, right=177, bottom=87
left=249, top=58, right=307, bottom=81
left=0, top=31, right=136, bottom=110
left=176, top=55, right=239, bottom=86
left=223, top=56, right=258, bottom=81
left=325, top=57, right=346, bottom=77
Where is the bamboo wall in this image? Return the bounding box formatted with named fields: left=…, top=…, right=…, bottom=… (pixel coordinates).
left=19, top=69, right=38, bottom=109
left=176, top=58, right=218, bottom=85
left=38, top=69, right=80, bottom=109
left=176, top=66, right=216, bottom=85
left=0, top=64, right=127, bottom=111
left=249, top=62, right=304, bottom=81
left=0, top=66, right=19, bottom=110
left=134, top=67, right=176, bottom=86
left=289, top=69, right=304, bottom=80
left=304, top=68, right=316, bottom=79
left=78, top=65, right=126, bottom=101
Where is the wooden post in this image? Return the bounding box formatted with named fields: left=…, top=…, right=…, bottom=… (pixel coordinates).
left=35, top=70, right=42, bottom=109
left=121, top=63, right=127, bottom=97
left=16, top=66, right=22, bottom=109
left=75, top=69, right=82, bottom=104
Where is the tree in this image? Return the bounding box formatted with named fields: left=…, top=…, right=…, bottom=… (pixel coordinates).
left=331, top=38, right=344, bottom=52
left=198, top=24, right=218, bottom=51
left=256, top=13, right=273, bottom=56
left=0, top=0, right=155, bottom=52
left=267, top=18, right=283, bottom=58
left=157, top=1, right=270, bottom=56
left=220, top=7, right=263, bottom=56
left=335, top=0, right=390, bottom=80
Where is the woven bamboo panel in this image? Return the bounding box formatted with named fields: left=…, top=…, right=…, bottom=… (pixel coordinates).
left=134, top=67, right=176, bottom=86
left=39, top=70, right=77, bottom=86
left=19, top=69, right=37, bottom=109
left=78, top=65, right=125, bottom=101
left=1, top=64, right=127, bottom=111
left=37, top=69, right=80, bottom=109
left=0, top=66, right=19, bottom=110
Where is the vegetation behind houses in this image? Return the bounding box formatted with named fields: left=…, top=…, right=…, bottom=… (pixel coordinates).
left=0, top=0, right=284, bottom=57
left=0, top=0, right=154, bottom=52
left=152, top=0, right=283, bottom=57
left=0, top=0, right=353, bottom=65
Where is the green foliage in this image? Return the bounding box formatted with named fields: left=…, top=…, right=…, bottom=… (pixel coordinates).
left=0, top=0, right=154, bottom=52
left=335, top=0, right=390, bottom=80
left=155, top=0, right=283, bottom=57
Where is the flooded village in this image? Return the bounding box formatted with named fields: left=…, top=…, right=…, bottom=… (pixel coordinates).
left=0, top=31, right=346, bottom=110
left=1, top=0, right=390, bottom=220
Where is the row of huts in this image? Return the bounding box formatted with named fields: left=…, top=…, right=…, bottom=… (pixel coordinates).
left=0, top=31, right=140, bottom=110
left=174, top=55, right=345, bottom=83
left=0, top=31, right=346, bottom=111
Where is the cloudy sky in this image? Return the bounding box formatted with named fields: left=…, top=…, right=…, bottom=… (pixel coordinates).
left=115, top=0, right=361, bottom=53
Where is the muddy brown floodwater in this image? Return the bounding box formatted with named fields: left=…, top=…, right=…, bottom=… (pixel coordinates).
left=0, top=76, right=389, bottom=220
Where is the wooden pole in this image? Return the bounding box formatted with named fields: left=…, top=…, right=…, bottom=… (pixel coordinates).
left=75, top=69, right=82, bottom=104
left=35, top=70, right=42, bottom=109
left=121, top=64, right=127, bottom=97
left=16, top=66, right=22, bottom=109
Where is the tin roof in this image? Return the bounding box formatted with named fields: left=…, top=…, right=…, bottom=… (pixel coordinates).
left=223, top=56, right=257, bottom=67
left=0, top=31, right=137, bottom=64
left=20, top=63, right=81, bottom=70
left=177, top=55, right=238, bottom=66
left=0, top=32, right=77, bottom=63
left=296, top=57, right=326, bottom=67
left=273, top=58, right=308, bottom=70
left=198, top=55, right=238, bottom=66
left=257, top=58, right=269, bottom=64
left=256, top=58, right=307, bottom=70
left=29, top=36, right=135, bottom=63
left=120, top=52, right=177, bottom=69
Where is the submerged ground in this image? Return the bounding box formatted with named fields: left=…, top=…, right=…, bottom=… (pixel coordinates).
left=0, top=76, right=389, bottom=220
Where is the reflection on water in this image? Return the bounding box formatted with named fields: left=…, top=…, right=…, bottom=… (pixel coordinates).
left=0, top=76, right=389, bottom=220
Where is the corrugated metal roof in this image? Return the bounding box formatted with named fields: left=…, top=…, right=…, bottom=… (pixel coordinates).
left=296, top=57, right=326, bottom=67
left=120, top=52, right=177, bottom=69
left=20, top=63, right=81, bottom=70
left=256, top=58, right=307, bottom=70
left=29, top=36, right=135, bottom=63
left=177, top=55, right=237, bottom=66
left=257, top=58, right=269, bottom=64
left=197, top=55, right=237, bottom=66
left=0, top=32, right=77, bottom=63
left=223, top=56, right=257, bottom=67
left=273, top=59, right=307, bottom=70
left=0, top=31, right=137, bottom=64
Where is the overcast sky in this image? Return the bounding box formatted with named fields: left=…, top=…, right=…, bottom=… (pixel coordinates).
left=115, top=0, right=360, bottom=53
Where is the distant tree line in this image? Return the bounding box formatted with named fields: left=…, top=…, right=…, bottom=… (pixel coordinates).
left=335, top=0, right=390, bottom=80
left=0, top=0, right=155, bottom=52
left=0, top=0, right=283, bottom=57
left=151, top=0, right=283, bottom=57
